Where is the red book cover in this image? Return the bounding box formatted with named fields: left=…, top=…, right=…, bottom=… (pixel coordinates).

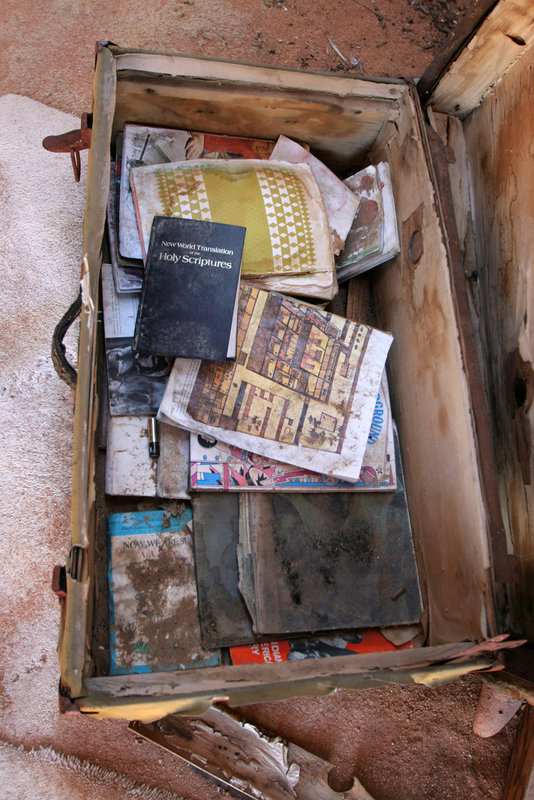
left=230, top=630, right=413, bottom=665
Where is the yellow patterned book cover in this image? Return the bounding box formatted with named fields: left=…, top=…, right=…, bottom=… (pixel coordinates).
left=159, top=283, right=392, bottom=483
left=118, top=124, right=276, bottom=261
left=129, top=159, right=336, bottom=298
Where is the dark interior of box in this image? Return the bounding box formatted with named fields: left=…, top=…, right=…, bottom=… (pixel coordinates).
left=87, top=63, right=498, bottom=689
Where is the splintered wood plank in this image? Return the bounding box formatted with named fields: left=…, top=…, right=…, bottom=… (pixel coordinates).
left=83, top=641, right=503, bottom=702
left=463, top=36, right=534, bottom=638
left=130, top=707, right=377, bottom=799
left=368, top=87, right=495, bottom=645
left=428, top=0, right=534, bottom=116
left=503, top=704, right=534, bottom=800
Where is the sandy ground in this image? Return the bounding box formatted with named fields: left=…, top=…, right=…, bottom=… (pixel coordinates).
left=0, top=0, right=469, bottom=115
left=0, top=1, right=524, bottom=799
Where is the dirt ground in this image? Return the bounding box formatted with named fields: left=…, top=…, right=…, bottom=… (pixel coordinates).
left=0, top=1, right=525, bottom=799
left=0, top=0, right=471, bottom=115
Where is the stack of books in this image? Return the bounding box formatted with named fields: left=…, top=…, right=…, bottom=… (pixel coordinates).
left=102, top=123, right=421, bottom=676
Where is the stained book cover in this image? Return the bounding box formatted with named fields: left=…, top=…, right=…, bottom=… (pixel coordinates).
left=133, top=217, right=245, bottom=361
left=336, top=162, right=400, bottom=281
left=229, top=629, right=413, bottom=665
left=101, top=263, right=172, bottom=416
left=236, top=434, right=422, bottom=636
left=189, top=372, right=396, bottom=491
left=129, top=158, right=337, bottom=300
left=105, top=415, right=158, bottom=497
left=108, top=160, right=143, bottom=294
left=159, top=283, right=393, bottom=483
left=119, top=124, right=276, bottom=261
left=108, top=508, right=218, bottom=675
left=105, top=415, right=190, bottom=500
left=191, top=494, right=256, bottom=649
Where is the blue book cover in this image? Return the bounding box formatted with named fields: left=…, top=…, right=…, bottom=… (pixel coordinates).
left=108, top=508, right=219, bottom=675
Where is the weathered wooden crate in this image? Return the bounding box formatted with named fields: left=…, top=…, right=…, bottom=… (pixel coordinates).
left=55, top=0, right=534, bottom=721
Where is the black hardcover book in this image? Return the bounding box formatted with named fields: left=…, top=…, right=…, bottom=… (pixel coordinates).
left=133, top=217, right=246, bottom=361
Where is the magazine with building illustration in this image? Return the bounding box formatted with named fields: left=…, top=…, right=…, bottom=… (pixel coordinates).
left=159, top=283, right=393, bottom=483
left=189, top=372, right=396, bottom=491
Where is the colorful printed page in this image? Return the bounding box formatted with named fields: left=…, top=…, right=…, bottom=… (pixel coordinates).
left=119, top=123, right=275, bottom=260
left=108, top=508, right=218, bottom=675
left=159, top=283, right=393, bottom=483
left=129, top=159, right=334, bottom=278
left=339, top=164, right=383, bottom=267
left=189, top=373, right=396, bottom=491
left=230, top=629, right=413, bottom=665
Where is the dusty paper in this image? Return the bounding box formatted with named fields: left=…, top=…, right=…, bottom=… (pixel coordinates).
left=189, top=371, right=396, bottom=491
left=159, top=284, right=392, bottom=482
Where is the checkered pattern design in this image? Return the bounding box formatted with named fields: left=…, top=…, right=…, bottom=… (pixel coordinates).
left=156, top=165, right=212, bottom=220
left=256, top=166, right=316, bottom=273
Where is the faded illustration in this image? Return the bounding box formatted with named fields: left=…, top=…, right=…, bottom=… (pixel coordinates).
left=187, top=284, right=373, bottom=454
left=189, top=372, right=396, bottom=491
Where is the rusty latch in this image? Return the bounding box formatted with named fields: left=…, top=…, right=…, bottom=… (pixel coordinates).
left=52, top=564, right=67, bottom=606
left=42, top=112, right=92, bottom=182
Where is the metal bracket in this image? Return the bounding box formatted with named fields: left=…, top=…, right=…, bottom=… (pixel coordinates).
left=67, top=545, right=86, bottom=583
left=42, top=112, right=92, bottom=182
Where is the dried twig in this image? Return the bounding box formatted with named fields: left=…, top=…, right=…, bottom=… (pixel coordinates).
left=327, top=37, right=349, bottom=65
left=349, top=53, right=365, bottom=74
left=351, top=0, right=387, bottom=28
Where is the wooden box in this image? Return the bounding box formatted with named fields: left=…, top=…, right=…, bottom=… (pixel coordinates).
left=57, top=0, right=534, bottom=720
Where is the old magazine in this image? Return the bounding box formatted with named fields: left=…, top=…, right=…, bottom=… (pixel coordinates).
left=108, top=508, right=218, bottom=674
left=159, top=283, right=392, bottom=482
left=189, top=372, right=396, bottom=491
left=130, top=158, right=337, bottom=300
